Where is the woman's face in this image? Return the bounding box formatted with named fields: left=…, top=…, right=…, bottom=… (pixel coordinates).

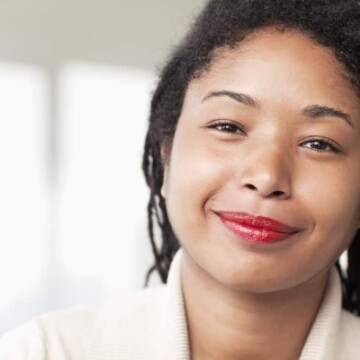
left=162, top=28, right=360, bottom=293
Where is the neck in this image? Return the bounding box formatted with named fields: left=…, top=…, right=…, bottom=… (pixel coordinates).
left=181, top=252, right=330, bottom=360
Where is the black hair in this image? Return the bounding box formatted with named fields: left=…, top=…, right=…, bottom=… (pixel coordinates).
left=142, top=0, right=360, bottom=316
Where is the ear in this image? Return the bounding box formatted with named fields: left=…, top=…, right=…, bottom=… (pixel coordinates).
left=161, top=176, right=167, bottom=198
left=160, top=144, right=169, bottom=198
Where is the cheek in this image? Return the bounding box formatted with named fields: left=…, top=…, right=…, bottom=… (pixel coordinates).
left=166, top=146, right=227, bottom=217
left=298, top=168, right=360, bottom=253
left=164, top=136, right=232, bottom=241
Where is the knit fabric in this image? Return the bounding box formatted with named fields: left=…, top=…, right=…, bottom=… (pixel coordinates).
left=0, top=248, right=359, bottom=359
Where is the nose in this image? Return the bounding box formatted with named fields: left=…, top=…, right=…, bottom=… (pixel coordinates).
left=239, top=143, right=292, bottom=199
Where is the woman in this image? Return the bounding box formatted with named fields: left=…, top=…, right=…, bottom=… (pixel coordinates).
left=1, top=0, right=360, bottom=359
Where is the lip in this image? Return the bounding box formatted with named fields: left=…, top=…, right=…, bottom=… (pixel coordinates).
left=215, top=211, right=300, bottom=244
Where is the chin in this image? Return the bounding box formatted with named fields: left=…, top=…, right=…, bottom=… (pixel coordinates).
left=207, top=262, right=303, bottom=294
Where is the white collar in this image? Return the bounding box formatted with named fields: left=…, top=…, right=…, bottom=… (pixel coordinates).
left=88, top=248, right=343, bottom=360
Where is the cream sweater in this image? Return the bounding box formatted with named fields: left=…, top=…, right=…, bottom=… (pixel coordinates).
left=0, top=248, right=360, bottom=359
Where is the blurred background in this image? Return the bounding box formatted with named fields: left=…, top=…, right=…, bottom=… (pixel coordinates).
left=0, top=0, right=207, bottom=335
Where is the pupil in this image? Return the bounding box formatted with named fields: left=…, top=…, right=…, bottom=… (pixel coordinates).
left=224, top=125, right=234, bottom=132
left=312, top=141, right=325, bottom=150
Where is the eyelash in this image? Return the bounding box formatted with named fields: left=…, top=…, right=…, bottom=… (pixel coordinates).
left=208, top=121, right=245, bottom=134
left=301, top=138, right=340, bottom=153
left=208, top=120, right=341, bottom=153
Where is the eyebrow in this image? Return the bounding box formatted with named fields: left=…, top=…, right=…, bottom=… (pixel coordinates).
left=202, top=90, right=354, bottom=128
left=203, top=90, right=259, bottom=107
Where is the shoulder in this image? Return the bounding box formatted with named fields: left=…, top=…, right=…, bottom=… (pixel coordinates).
left=337, top=309, right=360, bottom=359
left=0, top=320, right=44, bottom=359
left=0, top=285, right=166, bottom=360
left=0, top=304, right=99, bottom=360
left=88, top=285, right=169, bottom=353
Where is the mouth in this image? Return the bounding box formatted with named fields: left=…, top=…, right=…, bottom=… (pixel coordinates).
left=214, top=211, right=300, bottom=244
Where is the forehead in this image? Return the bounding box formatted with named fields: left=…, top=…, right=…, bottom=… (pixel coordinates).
left=186, top=28, right=360, bottom=113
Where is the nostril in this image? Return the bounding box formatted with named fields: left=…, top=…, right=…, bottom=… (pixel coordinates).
left=272, top=190, right=285, bottom=197
left=244, top=184, right=287, bottom=197
left=246, top=184, right=257, bottom=190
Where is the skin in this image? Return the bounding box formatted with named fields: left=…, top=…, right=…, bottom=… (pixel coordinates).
left=161, top=27, right=360, bottom=360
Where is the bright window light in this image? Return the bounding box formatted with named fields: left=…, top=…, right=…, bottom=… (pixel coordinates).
left=57, top=62, right=157, bottom=296
left=0, top=61, right=48, bottom=311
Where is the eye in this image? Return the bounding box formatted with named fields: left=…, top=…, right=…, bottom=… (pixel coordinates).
left=301, top=138, right=340, bottom=153
left=208, top=120, right=245, bottom=134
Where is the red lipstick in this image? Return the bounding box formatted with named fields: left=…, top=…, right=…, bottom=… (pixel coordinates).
left=215, top=211, right=299, bottom=244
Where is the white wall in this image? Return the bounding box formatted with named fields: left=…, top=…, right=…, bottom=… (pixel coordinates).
left=0, top=0, right=206, bottom=69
